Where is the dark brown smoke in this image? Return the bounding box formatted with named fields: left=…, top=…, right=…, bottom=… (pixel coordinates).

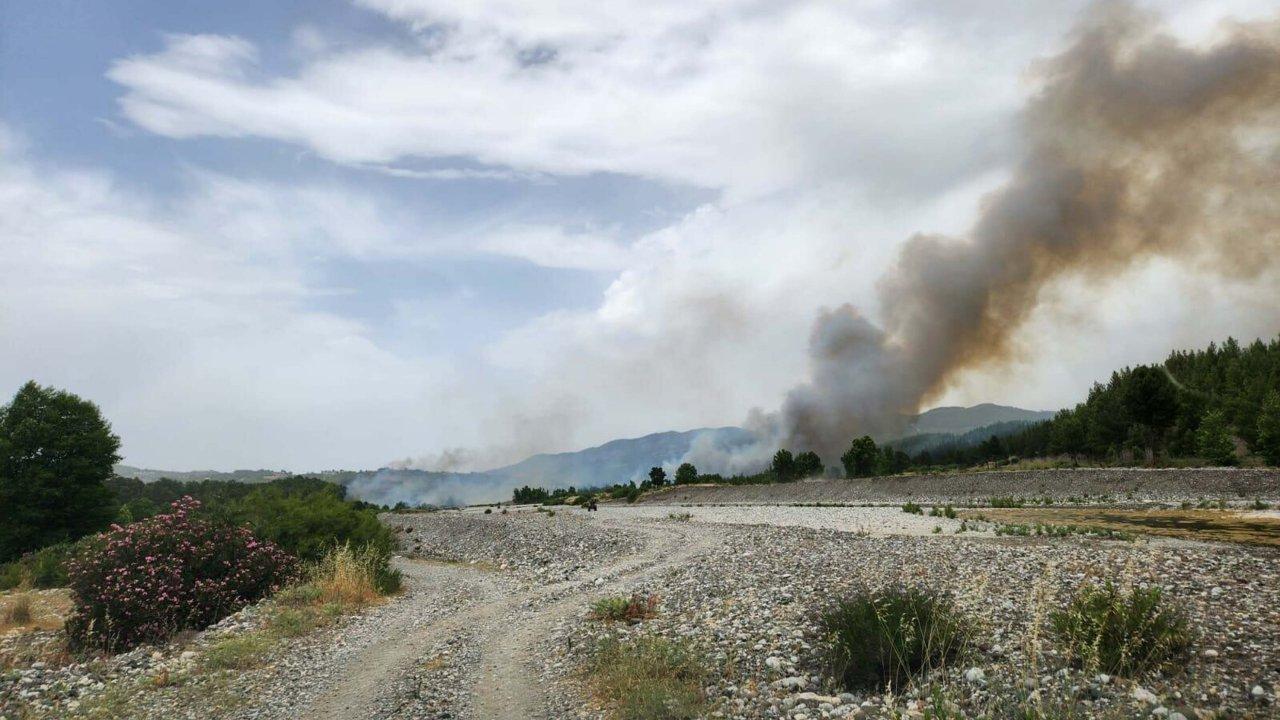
left=780, top=2, right=1280, bottom=462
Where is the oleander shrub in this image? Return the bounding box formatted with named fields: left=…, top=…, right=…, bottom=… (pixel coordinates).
left=1050, top=582, right=1192, bottom=676
left=820, top=587, right=970, bottom=692
left=65, top=497, right=296, bottom=652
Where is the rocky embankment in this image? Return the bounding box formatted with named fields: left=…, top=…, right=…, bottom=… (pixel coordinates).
left=643, top=467, right=1280, bottom=506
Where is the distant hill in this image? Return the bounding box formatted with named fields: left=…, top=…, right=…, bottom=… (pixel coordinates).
left=889, top=419, right=1044, bottom=457
left=113, top=465, right=290, bottom=484
left=901, top=403, right=1054, bottom=437
left=112, top=405, right=1052, bottom=507
left=490, top=426, right=754, bottom=490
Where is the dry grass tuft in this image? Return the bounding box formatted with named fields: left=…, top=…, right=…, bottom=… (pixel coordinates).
left=589, top=635, right=708, bottom=720
left=1, top=593, right=34, bottom=626
left=311, top=544, right=384, bottom=607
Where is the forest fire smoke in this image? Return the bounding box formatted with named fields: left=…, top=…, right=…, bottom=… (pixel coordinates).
left=775, top=3, right=1280, bottom=463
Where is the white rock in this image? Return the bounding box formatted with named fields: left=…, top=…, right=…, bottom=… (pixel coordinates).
left=1132, top=686, right=1159, bottom=704
left=964, top=667, right=986, bottom=683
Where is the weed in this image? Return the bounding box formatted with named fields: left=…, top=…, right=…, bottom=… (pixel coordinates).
left=902, top=502, right=923, bottom=515
left=819, top=587, right=970, bottom=692
left=1050, top=582, right=1192, bottom=676
left=1253, top=498, right=1272, bottom=510
left=667, top=512, right=692, bottom=522
left=589, top=635, right=707, bottom=720
left=591, top=593, right=660, bottom=623
left=989, top=496, right=1026, bottom=508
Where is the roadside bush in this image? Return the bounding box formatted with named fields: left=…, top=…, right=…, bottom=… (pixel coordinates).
left=1051, top=582, right=1192, bottom=676
left=901, top=502, right=923, bottom=515
left=228, top=487, right=393, bottom=564
left=590, top=635, right=707, bottom=720
left=819, top=587, right=970, bottom=692
left=65, top=497, right=296, bottom=652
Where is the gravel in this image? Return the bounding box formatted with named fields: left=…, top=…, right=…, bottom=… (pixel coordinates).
left=384, top=509, right=646, bottom=584
left=5, top=499, right=1278, bottom=720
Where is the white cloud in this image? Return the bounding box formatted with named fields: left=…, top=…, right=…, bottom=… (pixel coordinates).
left=0, top=130, right=468, bottom=471
left=475, top=225, right=632, bottom=271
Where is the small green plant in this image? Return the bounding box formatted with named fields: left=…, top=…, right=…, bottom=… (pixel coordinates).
left=589, top=635, right=707, bottom=720
left=989, top=496, right=1025, bottom=508
left=591, top=593, right=659, bottom=623
left=819, top=587, right=970, bottom=692
left=932, top=526, right=942, bottom=534
left=943, top=505, right=957, bottom=519
left=902, top=502, right=923, bottom=515
left=1252, top=498, right=1272, bottom=510
left=667, top=512, right=692, bottom=522
left=1050, top=582, right=1192, bottom=676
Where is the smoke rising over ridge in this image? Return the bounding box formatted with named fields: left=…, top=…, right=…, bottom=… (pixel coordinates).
left=773, top=3, right=1280, bottom=463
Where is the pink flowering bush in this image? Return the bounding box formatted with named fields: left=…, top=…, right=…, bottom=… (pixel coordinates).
left=65, top=497, right=296, bottom=651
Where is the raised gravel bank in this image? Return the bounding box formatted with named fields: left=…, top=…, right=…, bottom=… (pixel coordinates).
left=641, top=467, right=1280, bottom=506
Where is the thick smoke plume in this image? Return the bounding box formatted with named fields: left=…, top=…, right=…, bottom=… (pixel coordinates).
left=777, top=3, right=1280, bottom=463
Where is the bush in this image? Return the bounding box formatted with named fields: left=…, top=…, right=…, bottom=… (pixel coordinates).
left=65, top=497, right=296, bottom=652
left=591, top=593, right=659, bottom=623
left=1051, top=582, right=1192, bottom=676
left=228, top=487, right=393, bottom=565
left=819, top=587, right=970, bottom=692
left=590, top=635, right=707, bottom=720
left=0, top=543, right=73, bottom=591
left=901, top=502, right=923, bottom=515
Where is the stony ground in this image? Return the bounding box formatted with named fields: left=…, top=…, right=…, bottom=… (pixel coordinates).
left=4, top=498, right=1279, bottom=719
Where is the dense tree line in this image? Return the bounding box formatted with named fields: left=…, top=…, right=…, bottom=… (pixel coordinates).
left=896, top=336, right=1280, bottom=469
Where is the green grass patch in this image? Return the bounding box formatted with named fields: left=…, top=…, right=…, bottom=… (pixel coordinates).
left=204, top=633, right=272, bottom=670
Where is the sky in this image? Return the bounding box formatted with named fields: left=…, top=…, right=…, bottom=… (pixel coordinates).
left=2, top=0, right=1278, bottom=472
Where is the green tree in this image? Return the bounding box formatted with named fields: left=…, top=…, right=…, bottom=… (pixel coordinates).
left=771, top=449, right=796, bottom=482
left=648, top=466, right=667, bottom=487
left=1196, top=410, right=1237, bottom=466
left=1049, top=409, right=1086, bottom=465
left=0, top=382, right=121, bottom=561
left=1123, top=365, right=1180, bottom=457
left=794, top=450, right=824, bottom=478
left=674, top=462, right=698, bottom=485
left=841, top=436, right=878, bottom=478
left=1255, top=390, right=1280, bottom=466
